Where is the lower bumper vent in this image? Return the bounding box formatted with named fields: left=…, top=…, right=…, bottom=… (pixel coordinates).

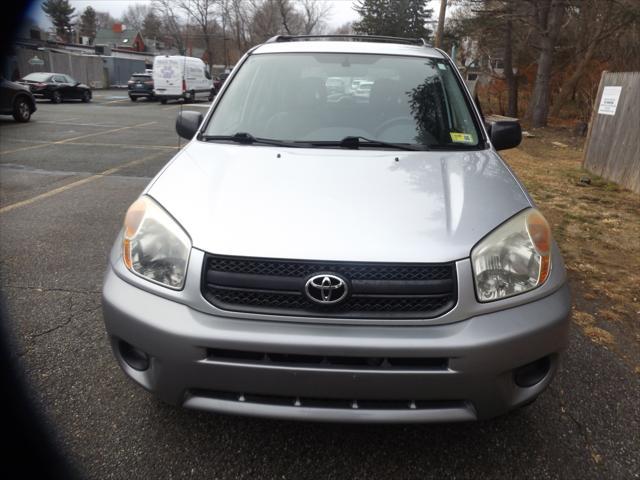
left=189, top=389, right=467, bottom=412
left=206, top=348, right=449, bottom=371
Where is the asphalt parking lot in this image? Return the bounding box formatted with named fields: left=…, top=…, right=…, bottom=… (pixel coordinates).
left=1, top=91, right=638, bottom=479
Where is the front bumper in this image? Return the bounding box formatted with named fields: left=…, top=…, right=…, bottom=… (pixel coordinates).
left=102, top=263, right=571, bottom=423
left=129, top=89, right=154, bottom=97
left=154, top=90, right=192, bottom=100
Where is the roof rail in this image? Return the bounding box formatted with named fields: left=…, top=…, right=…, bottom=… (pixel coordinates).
left=265, top=34, right=430, bottom=47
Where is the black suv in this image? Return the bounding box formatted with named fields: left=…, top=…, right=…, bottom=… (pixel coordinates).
left=128, top=73, right=155, bottom=101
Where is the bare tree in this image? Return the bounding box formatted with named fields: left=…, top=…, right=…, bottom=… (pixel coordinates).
left=330, top=21, right=354, bottom=35
left=121, top=4, right=152, bottom=32
left=299, top=0, right=331, bottom=34
left=153, top=0, right=187, bottom=54
left=95, top=11, right=115, bottom=30
left=175, top=0, right=220, bottom=66
left=278, top=0, right=302, bottom=34
left=524, top=0, right=566, bottom=127
left=223, top=0, right=251, bottom=52
left=549, top=0, right=640, bottom=117
left=249, top=0, right=283, bottom=41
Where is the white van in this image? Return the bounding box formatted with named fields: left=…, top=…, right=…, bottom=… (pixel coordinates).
left=152, top=55, right=213, bottom=104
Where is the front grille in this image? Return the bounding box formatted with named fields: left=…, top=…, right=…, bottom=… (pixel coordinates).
left=202, top=254, right=457, bottom=319
left=207, top=257, right=453, bottom=281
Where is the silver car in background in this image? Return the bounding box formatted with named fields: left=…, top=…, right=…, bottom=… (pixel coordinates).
left=102, top=35, right=570, bottom=423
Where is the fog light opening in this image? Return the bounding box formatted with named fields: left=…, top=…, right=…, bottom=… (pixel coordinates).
left=514, top=356, right=551, bottom=388
left=119, top=340, right=150, bottom=371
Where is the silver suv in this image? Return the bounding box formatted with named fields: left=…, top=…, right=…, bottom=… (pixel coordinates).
left=102, top=35, right=570, bottom=423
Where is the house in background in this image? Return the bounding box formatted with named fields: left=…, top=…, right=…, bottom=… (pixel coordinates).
left=95, top=23, right=145, bottom=52
left=457, top=37, right=508, bottom=97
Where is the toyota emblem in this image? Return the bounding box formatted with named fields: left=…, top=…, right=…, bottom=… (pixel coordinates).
left=305, top=274, right=348, bottom=305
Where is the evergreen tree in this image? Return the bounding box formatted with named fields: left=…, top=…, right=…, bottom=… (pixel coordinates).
left=406, top=0, right=432, bottom=39
left=353, top=0, right=433, bottom=40
left=79, top=6, right=97, bottom=38
left=42, top=0, right=75, bottom=40
left=353, top=0, right=389, bottom=36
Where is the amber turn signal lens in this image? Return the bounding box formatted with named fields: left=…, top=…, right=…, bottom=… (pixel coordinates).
left=539, top=255, right=551, bottom=284
left=526, top=210, right=552, bottom=284
left=122, top=197, right=148, bottom=269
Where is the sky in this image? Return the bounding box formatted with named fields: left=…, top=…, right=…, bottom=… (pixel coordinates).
left=31, top=0, right=444, bottom=31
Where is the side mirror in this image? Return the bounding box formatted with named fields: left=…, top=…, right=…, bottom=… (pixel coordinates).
left=490, top=120, right=522, bottom=150
left=176, top=111, right=203, bottom=140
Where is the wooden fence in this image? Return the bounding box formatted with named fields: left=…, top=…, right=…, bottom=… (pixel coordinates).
left=583, top=71, right=640, bottom=194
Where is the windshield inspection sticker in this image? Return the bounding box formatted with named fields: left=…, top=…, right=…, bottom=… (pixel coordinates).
left=450, top=132, right=474, bottom=143
left=598, top=86, right=622, bottom=115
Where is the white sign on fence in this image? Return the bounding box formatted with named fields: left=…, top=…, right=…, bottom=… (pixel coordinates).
left=598, top=86, right=622, bottom=115
left=28, top=55, right=44, bottom=66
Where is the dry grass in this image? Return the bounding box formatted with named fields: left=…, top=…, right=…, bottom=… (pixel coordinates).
left=501, top=124, right=640, bottom=370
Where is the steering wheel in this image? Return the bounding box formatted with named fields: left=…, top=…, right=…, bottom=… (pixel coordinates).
left=374, top=116, right=414, bottom=137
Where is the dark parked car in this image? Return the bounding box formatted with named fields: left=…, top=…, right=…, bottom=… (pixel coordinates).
left=19, top=72, right=92, bottom=103
left=0, top=78, right=36, bottom=122
left=128, top=73, right=155, bottom=101
left=213, top=72, right=230, bottom=95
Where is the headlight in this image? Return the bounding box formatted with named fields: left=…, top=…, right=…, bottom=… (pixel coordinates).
left=472, top=208, right=551, bottom=302
left=122, top=196, right=191, bottom=289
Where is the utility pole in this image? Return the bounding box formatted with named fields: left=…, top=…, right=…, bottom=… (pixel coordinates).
left=434, top=0, right=447, bottom=48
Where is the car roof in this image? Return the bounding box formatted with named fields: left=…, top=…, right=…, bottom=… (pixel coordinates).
left=252, top=39, right=444, bottom=59
left=155, top=55, right=203, bottom=62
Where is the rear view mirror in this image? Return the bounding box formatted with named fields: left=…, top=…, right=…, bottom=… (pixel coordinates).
left=176, top=111, right=203, bottom=140
left=489, top=121, right=522, bottom=150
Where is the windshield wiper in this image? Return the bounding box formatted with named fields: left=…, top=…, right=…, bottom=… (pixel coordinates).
left=200, top=132, right=309, bottom=148
left=310, top=136, right=422, bottom=151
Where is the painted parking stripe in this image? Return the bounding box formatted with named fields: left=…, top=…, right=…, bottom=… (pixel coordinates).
left=0, top=137, right=180, bottom=150
left=0, top=150, right=167, bottom=214
left=0, top=121, right=157, bottom=155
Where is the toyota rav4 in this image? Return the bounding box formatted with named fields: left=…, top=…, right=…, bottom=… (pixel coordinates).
left=102, top=35, right=571, bottom=423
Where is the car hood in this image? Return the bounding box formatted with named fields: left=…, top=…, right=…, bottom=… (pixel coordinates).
left=147, top=142, right=531, bottom=263
left=5, top=80, right=30, bottom=91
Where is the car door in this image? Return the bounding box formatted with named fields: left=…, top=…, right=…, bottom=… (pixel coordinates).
left=64, top=75, right=81, bottom=99
left=203, top=66, right=213, bottom=94
left=52, top=75, right=69, bottom=99
left=198, top=63, right=207, bottom=92
left=0, top=79, right=12, bottom=113
left=185, top=62, right=196, bottom=93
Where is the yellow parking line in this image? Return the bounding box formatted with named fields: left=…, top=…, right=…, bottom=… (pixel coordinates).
left=0, top=121, right=157, bottom=155
left=0, top=137, right=179, bottom=150
left=70, top=142, right=179, bottom=150
left=58, top=121, right=157, bottom=143
left=0, top=150, right=167, bottom=214
left=103, top=99, right=130, bottom=104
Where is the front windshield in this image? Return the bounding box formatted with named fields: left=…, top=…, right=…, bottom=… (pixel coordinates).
left=204, top=52, right=481, bottom=148
left=23, top=72, right=52, bottom=82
